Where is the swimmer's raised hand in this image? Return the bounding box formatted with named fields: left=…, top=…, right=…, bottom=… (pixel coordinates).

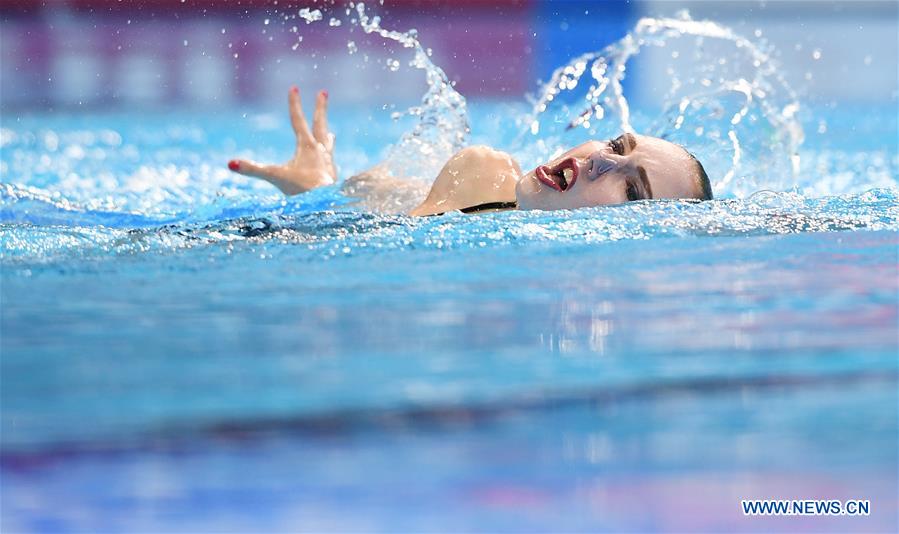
left=228, top=86, right=336, bottom=195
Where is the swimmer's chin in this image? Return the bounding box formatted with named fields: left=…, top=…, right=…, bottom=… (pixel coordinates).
left=515, top=173, right=613, bottom=211
left=515, top=173, right=561, bottom=211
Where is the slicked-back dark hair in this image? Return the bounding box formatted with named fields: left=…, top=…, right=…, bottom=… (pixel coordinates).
left=687, top=152, right=713, bottom=200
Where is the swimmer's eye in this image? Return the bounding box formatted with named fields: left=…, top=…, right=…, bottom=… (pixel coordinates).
left=625, top=182, right=640, bottom=201
left=609, top=137, right=624, bottom=155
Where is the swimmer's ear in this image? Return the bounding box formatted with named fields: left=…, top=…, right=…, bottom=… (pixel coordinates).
left=313, top=90, right=333, bottom=152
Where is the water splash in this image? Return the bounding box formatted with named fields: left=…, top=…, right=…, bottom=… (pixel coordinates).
left=298, top=7, right=323, bottom=24
left=351, top=3, right=469, bottom=185
left=3, top=188, right=896, bottom=267
left=270, top=2, right=469, bottom=213
left=519, top=12, right=804, bottom=198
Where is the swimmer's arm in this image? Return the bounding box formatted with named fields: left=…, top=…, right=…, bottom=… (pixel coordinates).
left=228, top=86, right=335, bottom=195
left=339, top=164, right=433, bottom=214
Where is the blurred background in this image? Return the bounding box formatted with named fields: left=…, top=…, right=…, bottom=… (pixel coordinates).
left=1, top=2, right=897, bottom=532
left=2, top=0, right=896, bottom=111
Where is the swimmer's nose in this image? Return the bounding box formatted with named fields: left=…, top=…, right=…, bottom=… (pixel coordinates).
left=587, top=156, right=615, bottom=180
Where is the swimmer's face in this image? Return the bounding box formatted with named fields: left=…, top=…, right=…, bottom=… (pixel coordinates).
left=516, top=134, right=710, bottom=210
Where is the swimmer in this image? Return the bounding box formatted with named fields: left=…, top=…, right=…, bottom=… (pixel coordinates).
left=228, top=87, right=712, bottom=216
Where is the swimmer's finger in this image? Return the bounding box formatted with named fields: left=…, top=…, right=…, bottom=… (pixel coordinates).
left=288, top=86, right=314, bottom=145
left=313, top=90, right=332, bottom=150
left=228, top=159, right=276, bottom=180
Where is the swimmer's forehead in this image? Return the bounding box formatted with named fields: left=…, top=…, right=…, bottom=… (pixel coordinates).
left=559, top=134, right=686, bottom=159
left=631, top=134, right=693, bottom=163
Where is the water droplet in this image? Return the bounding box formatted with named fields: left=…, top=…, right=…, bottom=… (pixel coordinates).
left=299, top=8, right=323, bottom=24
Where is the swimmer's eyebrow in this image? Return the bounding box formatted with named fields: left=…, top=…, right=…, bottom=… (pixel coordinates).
left=624, top=133, right=637, bottom=152
left=637, top=165, right=653, bottom=199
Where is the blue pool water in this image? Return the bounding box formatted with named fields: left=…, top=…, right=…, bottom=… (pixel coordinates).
left=2, top=95, right=898, bottom=531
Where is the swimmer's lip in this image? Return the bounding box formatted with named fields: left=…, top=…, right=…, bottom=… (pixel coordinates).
left=536, top=157, right=578, bottom=192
